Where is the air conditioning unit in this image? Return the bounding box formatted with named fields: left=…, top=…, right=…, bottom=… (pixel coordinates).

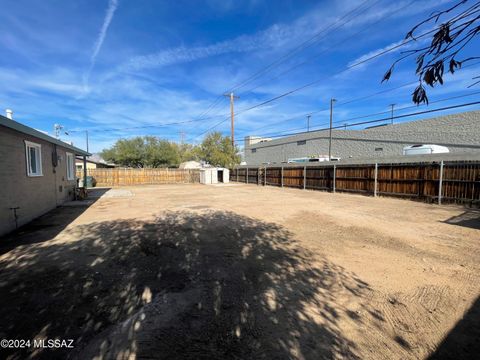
left=403, top=144, right=449, bottom=155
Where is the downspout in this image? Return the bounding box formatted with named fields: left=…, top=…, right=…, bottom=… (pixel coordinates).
left=52, top=144, right=58, bottom=206
left=83, top=155, right=87, bottom=192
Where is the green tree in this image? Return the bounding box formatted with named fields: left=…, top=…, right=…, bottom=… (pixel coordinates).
left=197, top=132, right=241, bottom=168
left=101, top=137, right=146, bottom=168
left=101, top=136, right=181, bottom=168
left=144, top=137, right=180, bottom=167
left=177, top=143, right=201, bottom=163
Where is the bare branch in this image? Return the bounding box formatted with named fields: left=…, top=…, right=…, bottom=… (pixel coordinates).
left=382, top=0, right=480, bottom=104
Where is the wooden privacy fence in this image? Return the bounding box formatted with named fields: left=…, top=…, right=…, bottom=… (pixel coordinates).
left=231, top=161, right=480, bottom=206
left=76, top=168, right=200, bottom=187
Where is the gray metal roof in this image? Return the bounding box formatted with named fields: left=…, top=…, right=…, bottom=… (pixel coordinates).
left=0, top=114, right=90, bottom=156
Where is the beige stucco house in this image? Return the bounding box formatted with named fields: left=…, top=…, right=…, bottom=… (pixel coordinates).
left=75, top=157, right=114, bottom=171
left=0, top=113, right=90, bottom=236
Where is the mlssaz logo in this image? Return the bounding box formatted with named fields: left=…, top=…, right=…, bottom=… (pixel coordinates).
left=33, top=339, right=74, bottom=348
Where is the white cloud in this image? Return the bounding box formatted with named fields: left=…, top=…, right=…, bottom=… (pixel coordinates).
left=121, top=41, right=254, bottom=72
left=118, top=0, right=452, bottom=87
left=0, top=67, right=85, bottom=97
left=352, top=39, right=407, bottom=66
left=119, top=23, right=299, bottom=72
left=118, top=1, right=357, bottom=72
left=83, top=0, right=119, bottom=90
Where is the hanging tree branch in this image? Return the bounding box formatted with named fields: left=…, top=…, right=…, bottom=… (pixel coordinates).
left=382, top=0, right=480, bottom=104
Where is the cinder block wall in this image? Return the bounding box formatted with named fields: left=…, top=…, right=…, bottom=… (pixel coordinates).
left=245, top=110, right=480, bottom=164
left=0, top=127, right=76, bottom=236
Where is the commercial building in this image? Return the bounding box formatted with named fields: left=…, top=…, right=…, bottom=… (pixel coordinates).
left=244, top=110, right=480, bottom=165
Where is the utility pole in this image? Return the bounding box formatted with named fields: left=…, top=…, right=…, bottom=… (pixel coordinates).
left=63, top=128, right=89, bottom=152
left=224, top=92, right=239, bottom=146
left=389, top=104, right=395, bottom=125
left=179, top=131, right=185, bottom=144
left=307, top=115, right=311, bottom=132
left=328, top=98, right=337, bottom=161
left=54, top=124, right=64, bottom=139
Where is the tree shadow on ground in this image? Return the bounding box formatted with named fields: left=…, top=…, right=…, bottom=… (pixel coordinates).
left=428, top=296, right=480, bottom=360
left=442, top=208, right=480, bottom=230
left=0, top=210, right=371, bottom=360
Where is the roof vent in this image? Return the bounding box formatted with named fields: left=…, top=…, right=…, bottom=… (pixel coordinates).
left=5, top=109, right=13, bottom=119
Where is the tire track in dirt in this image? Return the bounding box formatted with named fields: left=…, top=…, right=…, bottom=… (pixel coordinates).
left=283, top=210, right=479, bottom=359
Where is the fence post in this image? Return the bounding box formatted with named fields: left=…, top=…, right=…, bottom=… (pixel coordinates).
left=333, top=164, right=336, bottom=193
left=246, top=168, right=249, bottom=184
left=281, top=166, right=284, bottom=187
left=237, top=168, right=239, bottom=182
left=374, top=163, right=378, bottom=197
left=264, top=166, right=267, bottom=186
left=438, top=160, right=444, bottom=205
left=303, top=166, right=306, bottom=190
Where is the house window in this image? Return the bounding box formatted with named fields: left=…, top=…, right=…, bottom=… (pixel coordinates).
left=297, top=140, right=306, bottom=145
left=66, top=153, right=75, bottom=180
left=251, top=148, right=257, bottom=153
left=25, top=141, right=43, bottom=177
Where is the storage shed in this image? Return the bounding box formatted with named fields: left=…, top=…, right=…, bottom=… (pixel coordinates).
left=199, top=168, right=230, bottom=184
left=200, top=168, right=218, bottom=184
left=217, top=168, right=230, bottom=183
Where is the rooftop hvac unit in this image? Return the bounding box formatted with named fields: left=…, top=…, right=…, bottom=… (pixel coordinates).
left=402, top=144, right=449, bottom=155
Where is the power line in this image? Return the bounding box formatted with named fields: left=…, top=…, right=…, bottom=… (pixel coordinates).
left=238, top=59, right=480, bottom=134
left=215, top=47, right=480, bottom=138
left=191, top=115, right=232, bottom=141
left=182, top=0, right=379, bottom=133
left=228, top=0, right=381, bottom=93
left=68, top=2, right=477, bottom=141
left=194, top=0, right=471, bottom=136
left=76, top=79, right=480, bottom=141
left=75, top=1, right=471, bottom=140
left=223, top=12, right=480, bottom=122
left=238, top=90, right=480, bottom=139
left=185, top=0, right=380, bottom=137
left=68, top=112, right=228, bottom=134
left=230, top=27, right=434, bottom=118
left=237, top=80, right=419, bottom=134
left=331, top=89, right=480, bottom=126
left=235, top=101, right=480, bottom=142
left=237, top=0, right=416, bottom=96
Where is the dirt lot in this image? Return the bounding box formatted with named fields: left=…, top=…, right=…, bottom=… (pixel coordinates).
left=0, top=183, right=479, bottom=359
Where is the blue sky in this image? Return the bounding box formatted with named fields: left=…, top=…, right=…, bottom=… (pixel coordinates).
left=1, top=0, right=479, bottom=153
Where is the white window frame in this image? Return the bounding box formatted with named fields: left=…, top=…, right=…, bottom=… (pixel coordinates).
left=66, top=152, right=75, bottom=181
left=25, top=140, right=43, bottom=177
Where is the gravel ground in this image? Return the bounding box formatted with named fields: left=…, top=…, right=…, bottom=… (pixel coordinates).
left=0, top=183, right=478, bottom=360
